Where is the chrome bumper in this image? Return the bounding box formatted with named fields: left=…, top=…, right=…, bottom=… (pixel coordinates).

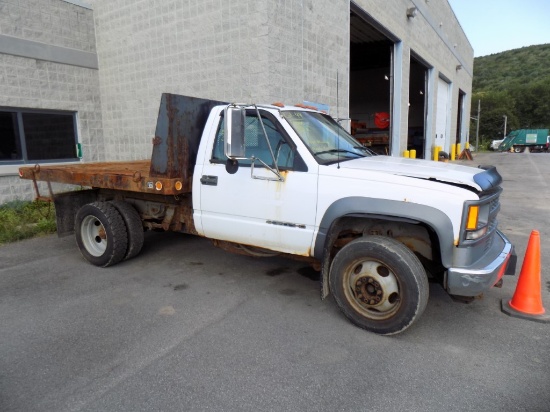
left=446, top=230, right=516, bottom=296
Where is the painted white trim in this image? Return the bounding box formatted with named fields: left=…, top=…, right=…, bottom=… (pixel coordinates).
left=458, top=91, right=467, bottom=146
left=425, top=67, right=435, bottom=160
left=390, top=41, right=403, bottom=157
left=445, top=81, right=454, bottom=153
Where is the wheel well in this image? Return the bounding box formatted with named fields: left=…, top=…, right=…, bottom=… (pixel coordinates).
left=320, top=216, right=444, bottom=298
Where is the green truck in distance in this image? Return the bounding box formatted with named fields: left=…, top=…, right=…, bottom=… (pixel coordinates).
left=498, top=129, right=550, bottom=153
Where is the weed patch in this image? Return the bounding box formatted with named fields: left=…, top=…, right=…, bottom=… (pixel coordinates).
left=0, top=200, right=57, bottom=244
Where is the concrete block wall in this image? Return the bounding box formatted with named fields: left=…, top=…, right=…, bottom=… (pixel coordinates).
left=0, top=0, right=103, bottom=204
left=0, top=0, right=96, bottom=52
left=89, top=0, right=272, bottom=161
left=265, top=0, right=349, bottom=116
left=88, top=0, right=349, bottom=161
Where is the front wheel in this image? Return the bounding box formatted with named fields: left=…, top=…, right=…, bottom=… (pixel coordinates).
left=75, top=202, right=128, bottom=267
left=329, top=236, right=429, bottom=335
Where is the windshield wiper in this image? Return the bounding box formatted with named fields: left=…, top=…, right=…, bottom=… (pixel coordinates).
left=314, top=149, right=366, bottom=157
left=353, top=145, right=377, bottom=155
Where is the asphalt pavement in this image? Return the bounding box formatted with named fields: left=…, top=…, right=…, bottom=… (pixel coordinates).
left=1, top=151, right=549, bottom=412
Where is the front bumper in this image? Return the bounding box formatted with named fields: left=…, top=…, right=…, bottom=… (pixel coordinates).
left=446, top=230, right=516, bottom=296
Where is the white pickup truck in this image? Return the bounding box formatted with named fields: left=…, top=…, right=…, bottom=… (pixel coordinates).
left=20, top=94, right=516, bottom=335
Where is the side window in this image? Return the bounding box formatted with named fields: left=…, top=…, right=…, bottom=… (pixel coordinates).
left=0, top=109, right=78, bottom=163
left=212, top=114, right=295, bottom=169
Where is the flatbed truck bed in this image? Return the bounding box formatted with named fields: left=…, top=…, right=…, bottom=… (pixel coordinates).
left=19, top=160, right=189, bottom=198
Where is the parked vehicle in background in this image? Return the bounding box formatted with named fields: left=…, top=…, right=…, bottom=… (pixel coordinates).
left=498, top=129, right=550, bottom=153
left=490, top=139, right=504, bottom=150
left=19, top=94, right=516, bottom=335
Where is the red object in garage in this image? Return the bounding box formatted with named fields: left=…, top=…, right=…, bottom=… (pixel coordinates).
left=374, top=112, right=390, bottom=129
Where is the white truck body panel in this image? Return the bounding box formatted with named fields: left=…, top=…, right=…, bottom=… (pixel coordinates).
left=198, top=163, right=318, bottom=255
left=315, top=161, right=478, bottom=244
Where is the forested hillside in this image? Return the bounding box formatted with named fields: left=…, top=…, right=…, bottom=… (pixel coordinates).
left=470, top=44, right=550, bottom=147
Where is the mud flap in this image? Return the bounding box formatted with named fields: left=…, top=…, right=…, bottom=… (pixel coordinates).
left=53, top=189, right=98, bottom=237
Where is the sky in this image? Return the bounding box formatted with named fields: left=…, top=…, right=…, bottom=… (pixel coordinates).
left=447, top=0, right=550, bottom=57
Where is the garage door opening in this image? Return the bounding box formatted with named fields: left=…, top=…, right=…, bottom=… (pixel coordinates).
left=349, top=7, right=395, bottom=155
left=407, top=56, right=429, bottom=158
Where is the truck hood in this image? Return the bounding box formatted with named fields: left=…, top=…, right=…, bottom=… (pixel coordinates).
left=334, top=156, right=501, bottom=192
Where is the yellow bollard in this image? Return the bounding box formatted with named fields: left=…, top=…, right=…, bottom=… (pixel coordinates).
left=403, top=150, right=410, bottom=158
left=451, top=144, right=456, bottom=161
left=457, top=143, right=461, bottom=154
left=410, top=149, right=416, bottom=159
left=465, top=142, right=470, bottom=150
left=433, top=146, right=440, bottom=161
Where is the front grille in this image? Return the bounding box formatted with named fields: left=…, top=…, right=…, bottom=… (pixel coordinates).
left=485, top=219, right=498, bottom=252
left=489, top=197, right=500, bottom=214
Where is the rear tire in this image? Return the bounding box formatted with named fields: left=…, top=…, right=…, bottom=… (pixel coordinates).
left=109, top=200, right=144, bottom=260
left=329, top=236, right=429, bottom=335
left=75, top=202, right=128, bottom=267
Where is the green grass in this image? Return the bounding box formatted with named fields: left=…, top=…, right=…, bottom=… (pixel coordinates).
left=0, top=200, right=57, bottom=244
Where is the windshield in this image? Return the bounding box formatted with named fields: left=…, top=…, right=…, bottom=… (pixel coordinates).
left=281, top=111, right=374, bottom=164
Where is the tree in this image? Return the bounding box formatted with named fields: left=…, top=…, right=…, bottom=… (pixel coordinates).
left=511, top=79, right=550, bottom=128
left=470, top=91, right=519, bottom=146
left=471, top=44, right=550, bottom=146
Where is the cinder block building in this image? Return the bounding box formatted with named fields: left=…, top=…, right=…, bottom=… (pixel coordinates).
left=0, top=0, right=473, bottom=204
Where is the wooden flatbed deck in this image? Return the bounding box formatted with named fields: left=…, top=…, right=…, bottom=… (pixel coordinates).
left=19, top=160, right=190, bottom=198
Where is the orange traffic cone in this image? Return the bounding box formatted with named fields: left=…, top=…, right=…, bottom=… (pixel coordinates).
left=501, top=230, right=550, bottom=322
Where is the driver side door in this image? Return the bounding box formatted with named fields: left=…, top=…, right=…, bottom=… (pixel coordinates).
left=198, top=110, right=318, bottom=255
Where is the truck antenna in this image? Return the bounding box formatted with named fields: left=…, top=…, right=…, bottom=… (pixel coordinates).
left=337, top=70, right=340, bottom=169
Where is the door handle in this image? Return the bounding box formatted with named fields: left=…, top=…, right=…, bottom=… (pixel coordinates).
left=200, top=175, right=218, bottom=186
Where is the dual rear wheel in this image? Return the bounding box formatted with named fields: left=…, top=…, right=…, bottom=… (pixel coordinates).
left=75, top=201, right=144, bottom=267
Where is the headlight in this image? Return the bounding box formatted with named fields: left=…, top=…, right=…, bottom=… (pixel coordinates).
left=464, top=203, right=490, bottom=241
left=465, top=226, right=488, bottom=240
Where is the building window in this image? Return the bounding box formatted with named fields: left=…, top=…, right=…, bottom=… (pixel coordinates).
left=0, top=108, right=78, bottom=163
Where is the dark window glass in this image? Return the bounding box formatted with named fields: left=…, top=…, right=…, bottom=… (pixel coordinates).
left=0, top=109, right=77, bottom=163
left=23, top=113, right=76, bottom=161
left=0, top=111, right=21, bottom=160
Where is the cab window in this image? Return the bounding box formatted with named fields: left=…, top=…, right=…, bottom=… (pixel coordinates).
left=212, top=112, right=299, bottom=170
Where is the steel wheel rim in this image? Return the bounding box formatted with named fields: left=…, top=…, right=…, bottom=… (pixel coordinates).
left=81, top=215, right=107, bottom=257
left=343, top=259, right=401, bottom=320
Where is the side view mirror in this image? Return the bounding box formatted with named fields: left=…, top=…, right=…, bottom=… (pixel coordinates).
left=224, top=106, right=246, bottom=158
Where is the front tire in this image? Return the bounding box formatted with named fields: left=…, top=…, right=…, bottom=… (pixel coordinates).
left=329, top=236, right=429, bottom=335
left=75, top=202, right=128, bottom=267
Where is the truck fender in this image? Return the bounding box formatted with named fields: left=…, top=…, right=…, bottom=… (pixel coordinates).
left=314, top=197, right=455, bottom=298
